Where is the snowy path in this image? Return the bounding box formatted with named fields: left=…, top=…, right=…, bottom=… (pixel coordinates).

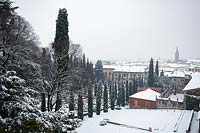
left=190, top=112, right=199, bottom=133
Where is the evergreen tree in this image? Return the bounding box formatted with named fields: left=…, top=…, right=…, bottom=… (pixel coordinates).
left=78, top=94, right=83, bottom=120
left=129, top=81, right=133, bottom=96
left=155, top=60, right=159, bottom=77
left=121, top=83, right=125, bottom=107
left=41, top=92, right=46, bottom=112
left=117, top=82, right=121, bottom=107
left=137, top=77, right=144, bottom=87
left=88, top=85, right=93, bottom=118
left=110, top=82, right=115, bottom=110
left=133, top=79, right=137, bottom=94
left=148, top=58, right=154, bottom=87
left=52, top=8, right=70, bottom=111
left=82, top=54, right=86, bottom=67
left=53, top=8, right=69, bottom=59
left=125, top=80, right=129, bottom=104
left=96, top=83, right=101, bottom=115
left=160, top=69, right=164, bottom=77
left=94, top=60, right=104, bottom=82
left=109, top=83, right=111, bottom=98
left=69, top=91, right=75, bottom=111
left=114, top=81, right=117, bottom=101
left=94, top=83, right=97, bottom=97
left=89, top=62, right=94, bottom=83
left=103, top=83, right=108, bottom=112
left=0, top=0, right=18, bottom=74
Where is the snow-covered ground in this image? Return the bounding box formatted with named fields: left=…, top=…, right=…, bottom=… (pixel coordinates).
left=76, top=108, right=194, bottom=133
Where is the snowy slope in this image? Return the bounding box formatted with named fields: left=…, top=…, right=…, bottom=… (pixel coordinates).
left=76, top=108, right=193, bottom=133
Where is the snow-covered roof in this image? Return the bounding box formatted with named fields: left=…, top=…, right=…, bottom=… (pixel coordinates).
left=167, top=63, right=188, bottom=68
left=164, top=71, right=173, bottom=77
left=103, top=65, right=146, bottom=73
left=169, top=93, right=184, bottom=103
left=129, top=89, right=160, bottom=101
left=113, top=66, right=146, bottom=73
left=103, top=65, right=116, bottom=69
left=183, top=72, right=200, bottom=91
left=168, top=71, right=185, bottom=78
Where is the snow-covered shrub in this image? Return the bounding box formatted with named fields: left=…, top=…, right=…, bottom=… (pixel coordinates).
left=0, top=71, right=82, bottom=132
left=0, top=71, right=51, bottom=132
left=43, top=106, right=82, bottom=132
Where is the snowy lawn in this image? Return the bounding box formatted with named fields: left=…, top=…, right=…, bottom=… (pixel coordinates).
left=76, top=108, right=193, bottom=133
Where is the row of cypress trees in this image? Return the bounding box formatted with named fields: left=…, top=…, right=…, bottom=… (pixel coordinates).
left=93, top=77, right=138, bottom=116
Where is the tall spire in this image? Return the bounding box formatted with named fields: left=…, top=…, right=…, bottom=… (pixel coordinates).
left=175, top=46, right=179, bottom=62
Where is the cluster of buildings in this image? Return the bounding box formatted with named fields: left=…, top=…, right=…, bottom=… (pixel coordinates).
left=103, top=65, right=146, bottom=83
left=103, top=47, right=200, bottom=110
left=129, top=88, right=185, bottom=109
left=129, top=72, right=200, bottom=110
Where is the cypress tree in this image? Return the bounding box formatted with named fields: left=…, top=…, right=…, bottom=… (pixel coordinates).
left=69, top=91, right=74, bottom=111
left=133, top=79, right=137, bottom=94
left=117, top=82, right=121, bottom=107
left=160, top=69, right=164, bottom=77
left=125, top=80, right=129, bottom=104
left=83, top=54, right=86, bottom=67
left=78, top=94, right=83, bottom=120
left=148, top=58, right=154, bottom=87
left=109, top=82, right=112, bottom=99
left=110, top=82, right=115, bottom=110
left=103, top=83, right=108, bottom=112
left=89, top=62, right=94, bottom=84
left=88, top=86, right=93, bottom=118
left=41, top=93, right=46, bottom=112
left=53, top=8, right=69, bottom=53
left=121, top=83, right=125, bottom=107
left=155, top=60, right=159, bottom=77
left=114, top=81, right=117, bottom=101
left=129, top=81, right=133, bottom=96
left=94, top=83, right=97, bottom=97
left=53, top=8, right=70, bottom=71
left=96, top=83, right=101, bottom=115
left=94, top=60, right=104, bottom=82
left=53, top=8, right=70, bottom=111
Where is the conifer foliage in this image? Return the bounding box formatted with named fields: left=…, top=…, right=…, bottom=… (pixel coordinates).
left=69, top=91, right=75, bottom=111
left=125, top=80, right=129, bottom=104
left=78, top=94, right=83, bottom=120
left=121, top=83, right=125, bottom=107
left=155, top=60, right=159, bottom=77
left=52, top=8, right=70, bottom=112
left=96, top=83, right=102, bottom=115
left=103, top=83, right=108, bottom=112
left=94, top=60, right=104, bottom=82
left=148, top=58, right=154, bottom=87
left=88, top=86, right=93, bottom=117
left=110, top=82, right=115, bottom=110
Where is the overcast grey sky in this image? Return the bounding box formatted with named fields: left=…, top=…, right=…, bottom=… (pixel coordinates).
left=14, top=0, right=200, bottom=61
